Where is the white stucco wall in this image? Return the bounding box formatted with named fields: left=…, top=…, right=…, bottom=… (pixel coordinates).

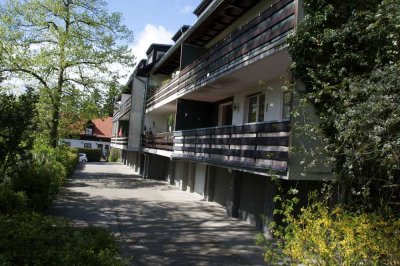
left=232, top=79, right=284, bottom=125
left=144, top=113, right=171, bottom=133
left=128, top=77, right=147, bottom=150
left=120, top=93, right=131, bottom=103
left=61, top=138, right=110, bottom=154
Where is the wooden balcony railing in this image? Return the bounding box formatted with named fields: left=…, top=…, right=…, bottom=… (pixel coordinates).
left=111, top=137, right=128, bottom=146
left=112, top=96, right=132, bottom=122
left=173, top=121, right=291, bottom=174
left=146, top=0, right=295, bottom=110
left=142, top=132, right=174, bottom=151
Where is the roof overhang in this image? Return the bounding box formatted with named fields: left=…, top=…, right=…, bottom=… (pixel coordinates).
left=152, top=0, right=259, bottom=75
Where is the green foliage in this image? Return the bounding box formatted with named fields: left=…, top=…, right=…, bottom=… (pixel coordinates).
left=0, top=0, right=134, bottom=146
left=13, top=161, right=65, bottom=211
left=77, top=148, right=102, bottom=162
left=287, top=0, right=400, bottom=210
left=108, top=147, right=121, bottom=163
left=0, top=213, right=127, bottom=266
left=102, top=77, right=124, bottom=116
left=0, top=181, right=27, bottom=213
left=257, top=197, right=400, bottom=265
left=0, top=143, right=78, bottom=212
left=0, top=88, right=37, bottom=181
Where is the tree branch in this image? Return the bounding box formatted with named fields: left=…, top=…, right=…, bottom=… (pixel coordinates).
left=0, top=68, right=49, bottom=89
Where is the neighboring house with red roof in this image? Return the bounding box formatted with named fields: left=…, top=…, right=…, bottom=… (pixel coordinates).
left=61, top=117, right=112, bottom=157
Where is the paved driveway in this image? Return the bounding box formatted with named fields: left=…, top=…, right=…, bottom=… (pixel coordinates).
left=50, top=162, right=265, bottom=265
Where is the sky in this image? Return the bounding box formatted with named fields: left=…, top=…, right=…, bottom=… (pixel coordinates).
left=105, top=0, right=200, bottom=61
left=0, top=0, right=201, bottom=91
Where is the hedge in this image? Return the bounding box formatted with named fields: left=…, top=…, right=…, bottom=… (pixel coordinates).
left=77, top=148, right=102, bottom=162
left=0, top=213, right=127, bottom=265
left=108, top=147, right=121, bottom=162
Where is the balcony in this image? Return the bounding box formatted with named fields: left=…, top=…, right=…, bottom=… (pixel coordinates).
left=142, top=132, right=174, bottom=151
left=113, top=96, right=132, bottom=122
left=173, top=121, right=290, bottom=175
left=111, top=137, right=128, bottom=149
left=146, top=0, right=295, bottom=110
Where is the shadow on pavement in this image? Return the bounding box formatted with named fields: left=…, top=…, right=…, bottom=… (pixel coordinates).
left=49, top=163, right=265, bottom=266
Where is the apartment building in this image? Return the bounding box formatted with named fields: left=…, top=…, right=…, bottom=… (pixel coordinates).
left=111, top=0, right=330, bottom=229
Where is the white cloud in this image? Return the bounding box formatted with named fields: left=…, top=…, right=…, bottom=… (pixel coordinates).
left=132, top=24, right=174, bottom=61
left=180, top=5, right=192, bottom=14
left=0, top=77, right=27, bottom=94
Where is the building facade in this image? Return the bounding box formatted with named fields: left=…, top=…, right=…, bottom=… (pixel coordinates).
left=111, top=0, right=330, bottom=229
left=63, top=117, right=112, bottom=157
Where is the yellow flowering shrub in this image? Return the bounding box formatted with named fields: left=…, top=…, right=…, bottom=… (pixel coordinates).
left=258, top=201, right=400, bottom=265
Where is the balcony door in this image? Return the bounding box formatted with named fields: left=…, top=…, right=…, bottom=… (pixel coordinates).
left=247, top=93, right=265, bottom=123
left=218, top=102, right=233, bottom=126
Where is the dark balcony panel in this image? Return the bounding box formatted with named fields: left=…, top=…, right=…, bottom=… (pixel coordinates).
left=142, top=132, right=174, bottom=151
left=173, top=121, right=290, bottom=175
left=181, top=43, right=208, bottom=69
left=112, top=96, right=132, bottom=122
left=146, top=0, right=295, bottom=110
left=175, top=99, right=218, bottom=131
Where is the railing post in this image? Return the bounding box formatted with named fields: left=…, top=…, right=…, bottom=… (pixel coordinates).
left=254, top=131, right=258, bottom=165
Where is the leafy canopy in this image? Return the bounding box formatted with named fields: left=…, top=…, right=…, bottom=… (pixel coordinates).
left=288, top=0, right=400, bottom=209
left=0, top=89, right=37, bottom=180
left=0, top=0, right=134, bottom=146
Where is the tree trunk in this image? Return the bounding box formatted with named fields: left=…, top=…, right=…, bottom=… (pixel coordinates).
left=49, top=2, right=70, bottom=148
left=49, top=87, right=62, bottom=148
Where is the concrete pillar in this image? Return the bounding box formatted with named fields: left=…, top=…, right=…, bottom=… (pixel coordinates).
left=187, top=162, right=196, bottom=193
left=228, top=170, right=242, bottom=218
left=263, top=177, right=277, bottom=233
left=181, top=162, right=189, bottom=191
left=205, top=165, right=216, bottom=202
left=139, top=153, right=145, bottom=177
left=167, top=160, right=175, bottom=185
left=131, top=152, right=138, bottom=174
left=143, top=154, right=149, bottom=179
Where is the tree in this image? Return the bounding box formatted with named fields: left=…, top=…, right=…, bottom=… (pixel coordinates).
left=0, top=0, right=134, bottom=147
left=0, top=88, right=37, bottom=180
left=102, top=77, right=123, bottom=116
left=288, top=0, right=400, bottom=209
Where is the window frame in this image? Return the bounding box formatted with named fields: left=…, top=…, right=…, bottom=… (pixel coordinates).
left=83, top=143, right=92, bottom=148
left=246, top=92, right=266, bottom=123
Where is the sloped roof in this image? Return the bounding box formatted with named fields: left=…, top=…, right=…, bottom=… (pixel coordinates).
left=80, top=117, right=112, bottom=138
left=92, top=117, right=112, bottom=137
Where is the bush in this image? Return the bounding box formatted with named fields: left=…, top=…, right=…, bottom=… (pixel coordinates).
left=257, top=200, right=400, bottom=265
left=13, top=161, right=65, bottom=211
left=77, top=148, right=102, bottom=162
left=0, top=181, right=27, bottom=213
left=55, top=147, right=78, bottom=176
left=10, top=143, right=79, bottom=212
left=0, top=213, right=127, bottom=265
left=108, top=147, right=121, bottom=162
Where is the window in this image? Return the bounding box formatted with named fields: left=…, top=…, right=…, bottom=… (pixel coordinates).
left=84, top=143, right=92, bottom=148
left=63, top=141, right=71, bottom=147
left=282, top=90, right=292, bottom=120
left=85, top=128, right=93, bottom=135
left=147, top=52, right=154, bottom=64
left=97, top=144, right=103, bottom=149
left=105, top=145, right=110, bottom=150
left=247, top=93, right=265, bottom=123
left=156, top=51, right=166, bottom=61
left=218, top=102, right=233, bottom=126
